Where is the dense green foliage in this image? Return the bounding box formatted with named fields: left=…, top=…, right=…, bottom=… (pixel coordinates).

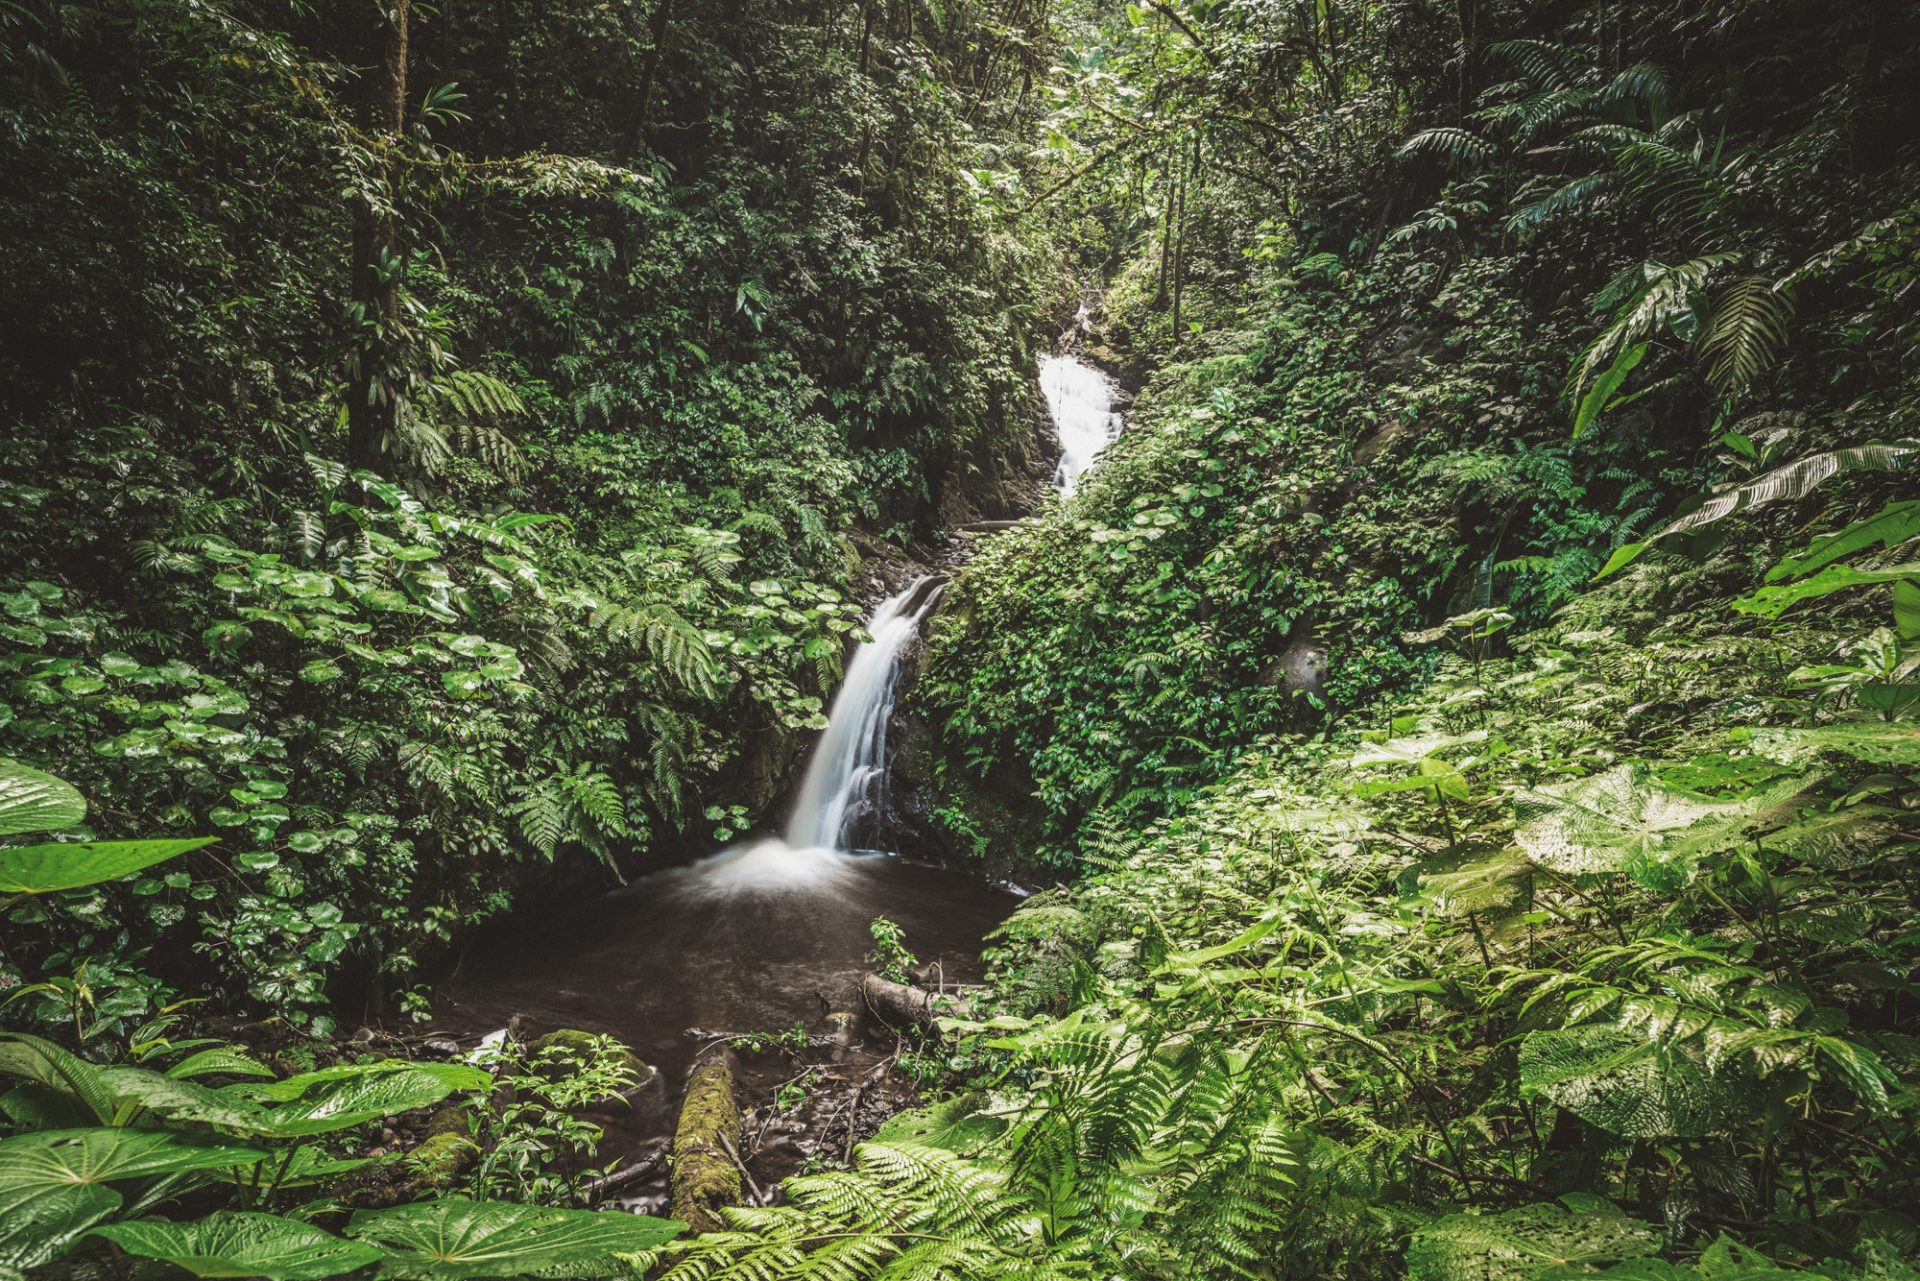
left=1, top=0, right=1055, bottom=1029
left=7, top=0, right=1920, bottom=1278
left=925, top=0, right=1920, bottom=865
left=781, top=0, right=1919, bottom=1278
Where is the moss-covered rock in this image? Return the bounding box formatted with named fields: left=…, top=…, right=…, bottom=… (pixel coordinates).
left=527, top=1029, right=654, bottom=1088
left=328, top=1130, right=480, bottom=1209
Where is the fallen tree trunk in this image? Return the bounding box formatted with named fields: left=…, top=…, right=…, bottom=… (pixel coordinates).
left=861, top=972, right=968, bottom=1034
left=670, top=1060, right=742, bottom=1233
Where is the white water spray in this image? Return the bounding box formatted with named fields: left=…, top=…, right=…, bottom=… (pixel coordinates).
left=785, top=576, right=946, bottom=851
left=1040, top=353, right=1121, bottom=495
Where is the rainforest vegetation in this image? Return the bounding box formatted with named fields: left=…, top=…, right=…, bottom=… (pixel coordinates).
left=3, top=0, right=1919, bottom=1278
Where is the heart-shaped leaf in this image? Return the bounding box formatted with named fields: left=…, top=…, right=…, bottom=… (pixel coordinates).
left=345, top=1198, right=683, bottom=1279
left=92, top=1212, right=381, bottom=1280
left=0, top=1130, right=270, bottom=1270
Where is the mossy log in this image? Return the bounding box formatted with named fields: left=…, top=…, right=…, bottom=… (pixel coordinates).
left=670, top=1060, right=742, bottom=1233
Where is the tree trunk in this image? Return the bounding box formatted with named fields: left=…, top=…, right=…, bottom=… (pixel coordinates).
left=1170, top=178, right=1185, bottom=332
left=1454, top=0, right=1475, bottom=120
left=670, top=1061, right=742, bottom=1233
left=347, top=0, right=411, bottom=473
left=617, top=0, right=675, bottom=162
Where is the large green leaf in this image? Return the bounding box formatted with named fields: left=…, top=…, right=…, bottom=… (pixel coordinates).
left=0, top=758, right=85, bottom=837
left=1348, top=730, right=1485, bottom=769
left=1759, top=804, right=1911, bottom=869
left=0, top=1034, right=119, bottom=1124
left=237, top=1061, right=491, bottom=1136
left=1416, top=851, right=1532, bottom=917
left=0, top=1172, right=115, bottom=1270
left=344, top=1198, right=683, bottom=1279
left=1513, top=766, right=1786, bottom=877
left=1572, top=341, right=1646, bottom=440
left=1597, top=444, right=1916, bottom=579
left=166, top=1048, right=275, bottom=1082
left=1407, top=1196, right=1661, bottom=1281
left=1895, top=579, right=1920, bottom=641
left=1746, top=723, right=1920, bottom=767
left=1519, top=1026, right=1742, bottom=1138
left=0, top=838, right=214, bottom=894
left=97, top=1067, right=276, bottom=1133
left=1731, top=563, right=1920, bottom=619
left=0, top=1129, right=269, bottom=1271
left=1767, top=500, right=1920, bottom=582
left=91, top=1212, right=381, bottom=1280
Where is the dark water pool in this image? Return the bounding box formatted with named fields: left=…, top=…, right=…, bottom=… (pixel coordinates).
left=432, top=840, right=1016, bottom=1178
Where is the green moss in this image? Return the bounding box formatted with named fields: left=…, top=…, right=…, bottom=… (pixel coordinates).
left=328, top=1132, right=480, bottom=1209
left=670, top=1062, right=743, bottom=1233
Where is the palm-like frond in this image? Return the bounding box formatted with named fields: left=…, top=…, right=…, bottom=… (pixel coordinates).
left=1695, top=274, right=1794, bottom=397
left=1398, top=127, right=1494, bottom=170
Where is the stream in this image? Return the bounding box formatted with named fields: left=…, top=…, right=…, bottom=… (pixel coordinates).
left=431, top=351, right=1122, bottom=1198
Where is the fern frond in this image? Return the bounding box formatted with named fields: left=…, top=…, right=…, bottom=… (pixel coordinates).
left=1598, top=62, right=1669, bottom=117
left=1506, top=174, right=1612, bottom=234
left=1696, top=274, right=1794, bottom=397
left=449, top=422, right=527, bottom=481
left=1488, top=38, right=1584, bottom=91
left=1398, top=127, right=1493, bottom=170
left=509, top=775, right=569, bottom=858
left=431, top=368, right=528, bottom=419
left=289, top=509, right=324, bottom=560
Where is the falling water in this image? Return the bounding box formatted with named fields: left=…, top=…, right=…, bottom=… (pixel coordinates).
left=786, top=575, right=945, bottom=851
left=1040, top=353, right=1121, bottom=495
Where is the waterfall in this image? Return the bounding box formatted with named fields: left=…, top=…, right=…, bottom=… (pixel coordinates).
left=1040, top=353, right=1121, bottom=495
left=785, top=576, right=945, bottom=851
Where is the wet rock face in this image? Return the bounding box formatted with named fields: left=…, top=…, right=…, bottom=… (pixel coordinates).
left=892, top=624, right=1050, bottom=877
left=725, top=711, right=801, bottom=821
left=1272, top=632, right=1328, bottom=707
left=871, top=623, right=955, bottom=859
left=933, top=379, right=1056, bottom=529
